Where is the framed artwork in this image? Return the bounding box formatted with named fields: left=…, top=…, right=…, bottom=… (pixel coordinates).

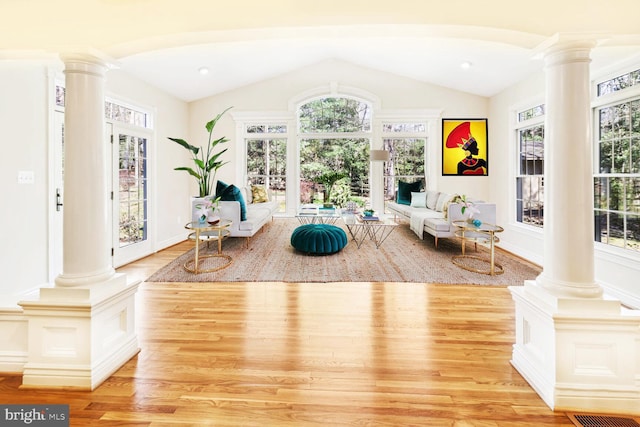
left=442, top=118, right=488, bottom=176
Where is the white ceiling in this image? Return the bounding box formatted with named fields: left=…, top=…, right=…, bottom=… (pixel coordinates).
left=4, top=1, right=640, bottom=102
left=115, top=30, right=640, bottom=103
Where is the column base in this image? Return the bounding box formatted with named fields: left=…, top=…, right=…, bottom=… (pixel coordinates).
left=510, top=280, right=640, bottom=415
left=18, top=273, right=140, bottom=390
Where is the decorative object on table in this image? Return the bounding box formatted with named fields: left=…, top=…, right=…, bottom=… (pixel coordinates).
left=193, top=195, right=221, bottom=224
left=360, top=209, right=379, bottom=221
left=442, top=119, right=488, bottom=176
left=168, top=106, right=232, bottom=197
left=299, top=203, right=319, bottom=215
left=456, top=194, right=480, bottom=222
left=344, top=201, right=358, bottom=213
left=319, top=205, right=336, bottom=215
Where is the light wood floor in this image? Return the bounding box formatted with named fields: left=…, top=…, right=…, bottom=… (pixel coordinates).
left=0, top=241, right=575, bottom=426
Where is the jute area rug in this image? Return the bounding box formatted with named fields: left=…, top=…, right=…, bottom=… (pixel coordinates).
left=147, top=218, right=541, bottom=285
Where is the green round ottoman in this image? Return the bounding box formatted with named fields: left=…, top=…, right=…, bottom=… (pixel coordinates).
left=291, top=223, right=348, bottom=254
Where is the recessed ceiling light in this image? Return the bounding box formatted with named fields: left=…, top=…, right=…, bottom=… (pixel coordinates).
left=198, top=67, right=210, bottom=75
left=461, top=61, right=472, bottom=70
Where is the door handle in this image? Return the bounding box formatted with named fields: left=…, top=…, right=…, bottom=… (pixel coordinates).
left=56, top=188, right=63, bottom=211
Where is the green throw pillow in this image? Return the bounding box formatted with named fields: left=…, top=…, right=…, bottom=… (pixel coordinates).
left=216, top=180, right=247, bottom=221
left=396, top=180, right=422, bottom=205
left=215, top=180, right=229, bottom=197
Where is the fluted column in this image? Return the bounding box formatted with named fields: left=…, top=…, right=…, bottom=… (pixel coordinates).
left=535, top=40, right=602, bottom=299
left=55, top=53, right=115, bottom=287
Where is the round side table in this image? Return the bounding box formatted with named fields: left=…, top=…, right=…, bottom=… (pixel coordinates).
left=451, top=220, right=504, bottom=276
left=184, top=219, right=233, bottom=273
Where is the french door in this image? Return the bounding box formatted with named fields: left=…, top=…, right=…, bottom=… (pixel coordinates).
left=111, top=124, right=152, bottom=267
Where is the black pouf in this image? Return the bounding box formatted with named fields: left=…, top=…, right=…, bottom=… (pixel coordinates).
left=290, top=223, right=348, bottom=254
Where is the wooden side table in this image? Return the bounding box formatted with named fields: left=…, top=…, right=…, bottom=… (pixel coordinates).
left=184, top=219, right=233, bottom=273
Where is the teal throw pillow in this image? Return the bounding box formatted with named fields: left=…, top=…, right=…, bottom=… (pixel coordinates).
left=397, top=180, right=422, bottom=205
left=217, top=181, right=247, bottom=221
left=215, top=180, right=229, bottom=197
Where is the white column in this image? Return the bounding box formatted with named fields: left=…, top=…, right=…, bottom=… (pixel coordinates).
left=510, top=36, right=640, bottom=415
left=535, top=41, right=602, bottom=299
left=18, top=52, right=140, bottom=390
left=55, top=53, right=115, bottom=287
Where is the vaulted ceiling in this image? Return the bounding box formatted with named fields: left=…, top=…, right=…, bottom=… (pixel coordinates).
left=2, top=0, right=640, bottom=102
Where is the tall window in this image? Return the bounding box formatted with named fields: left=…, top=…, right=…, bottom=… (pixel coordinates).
left=117, top=134, right=148, bottom=247
left=106, top=101, right=153, bottom=250
left=593, top=74, right=640, bottom=251
left=382, top=122, right=426, bottom=201
left=515, top=104, right=545, bottom=227
left=298, top=97, right=372, bottom=207
left=246, top=124, right=287, bottom=212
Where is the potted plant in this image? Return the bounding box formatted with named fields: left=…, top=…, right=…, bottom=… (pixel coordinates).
left=168, top=106, right=233, bottom=197
left=317, top=171, right=348, bottom=208
left=168, top=106, right=232, bottom=222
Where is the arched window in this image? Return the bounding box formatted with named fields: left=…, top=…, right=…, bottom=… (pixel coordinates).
left=298, top=97, right=372, bottom=207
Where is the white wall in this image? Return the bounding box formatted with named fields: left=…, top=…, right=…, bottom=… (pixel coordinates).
left=189, top=59, right=491, bottom=201
left=0, top=61, right=51, bottom=300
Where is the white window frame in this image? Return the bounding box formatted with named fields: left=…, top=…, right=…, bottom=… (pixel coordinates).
left=514, top=104, right=545, bottom=229
left=591, top=65, right=640, bottom=256
left=232, top=111, right=295, bottom=214
left=105, top=95, right=155, bottom=267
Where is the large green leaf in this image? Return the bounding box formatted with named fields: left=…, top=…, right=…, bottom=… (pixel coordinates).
left=174, top=167, right=201, bottom=180
left=205, top=106, right=233, bottom=134
left=167, top=137, right=199, bottom=155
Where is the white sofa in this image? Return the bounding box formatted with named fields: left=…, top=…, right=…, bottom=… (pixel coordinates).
left=387, top=190, right=496, bottom=248
left=216, top=186, right=279, bottom=245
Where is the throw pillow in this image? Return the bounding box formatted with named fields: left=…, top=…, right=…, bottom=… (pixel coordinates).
left=435, top=192, right=451, bottom=212
left=218, top=183, right=247, bottom=221
left=410, top=191, right=427, bottom=208
left=426, top=190, right=440, bottom=210
left=442, top=194, right=458, bottom=219
left=242, top=186, right=253, bottom=204
left=396, top=180, right=422, bottom=205
left=251, top=185, right=269, bottom=203
left=215, top=180, right=229, bottom=198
